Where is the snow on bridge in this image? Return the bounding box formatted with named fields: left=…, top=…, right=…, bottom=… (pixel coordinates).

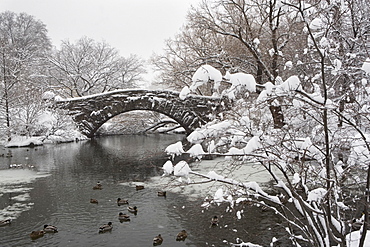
left=54, top=89, right=231, bottom=138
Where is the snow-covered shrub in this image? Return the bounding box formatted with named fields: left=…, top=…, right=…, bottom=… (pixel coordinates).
left=161, top=56, right=370, bottom=246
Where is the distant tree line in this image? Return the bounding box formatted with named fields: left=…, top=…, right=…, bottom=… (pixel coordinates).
left=0, top=11, right=146, bottom=138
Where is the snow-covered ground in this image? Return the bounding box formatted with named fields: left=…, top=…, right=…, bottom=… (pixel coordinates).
left=150, top=158, right=279, bottom=201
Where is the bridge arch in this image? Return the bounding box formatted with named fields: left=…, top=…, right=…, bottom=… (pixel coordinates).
left=55, top=89, right=230, bottom=138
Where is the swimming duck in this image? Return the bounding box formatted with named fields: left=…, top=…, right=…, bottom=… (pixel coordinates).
left=93, top=182, right=102, bottom=190
left=176, top=230, right=187, bottom=241
left=210, top=216, right=219, bottom=226
left=128, top=206, right=138, bottom=214
left=98, top=222, right=113, bottom=233
left=30, top=230, right=45, bottom=239
left=90, top=198, right=98, bottom=204
left=117, top=198, right=129, bottom=205
left=0, top=219, right=11, bottom=227
left=118, top=212, right=130, bottom=222
left=44, top=224, right=58, bottom=233
left=153, top=234, right=163, bottom=246
left=157, top=191, right=166, bottom=197
left=136, top=185, right=145, bottom=190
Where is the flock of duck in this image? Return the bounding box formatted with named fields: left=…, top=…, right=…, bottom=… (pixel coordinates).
left=0, top=181, right=219, bottom=245
left=0, top=220, right=59, bottom=240
left=90, top=181, right=194, bottom=245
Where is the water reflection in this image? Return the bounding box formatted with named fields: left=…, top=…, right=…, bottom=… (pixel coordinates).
left=0, top=134, right=289, bottom=247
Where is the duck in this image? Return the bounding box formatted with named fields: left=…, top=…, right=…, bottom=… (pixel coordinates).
left=176, top=230, right=187, bottom=241
left=157, top=191, right=166, bottom=197
left=136, top=185, right=145, bottom=190
left=43, top=224, right=58, bottom=233
left=0, top=219, right=11, bottom=227
left=117, top=198, right=129, bottom=205
left=98, top=222, right=113, bottom=233
left=118, top=212, right=130, bottom=222
left=90, top=198, right=98, bottom=204
left=128, top=206, right=138, bottom=214
left=0, top=219, right=11, bottom=226
left=93, top=182, right=102, bottom=190
left=30, top=230, right=45, bottom=239
left=210, top=216, right=219, bottom=226
left=153, top=234, right=163, bottom=246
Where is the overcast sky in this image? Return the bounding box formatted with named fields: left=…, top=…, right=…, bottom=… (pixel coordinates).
left=1, top=0, right=200, bottom=60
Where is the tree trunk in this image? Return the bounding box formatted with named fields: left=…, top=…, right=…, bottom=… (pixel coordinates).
left=269, top=105, right=285, bottom=128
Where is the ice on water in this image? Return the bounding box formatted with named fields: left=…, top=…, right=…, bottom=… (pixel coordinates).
left=0, top=168, right=50, bottom=221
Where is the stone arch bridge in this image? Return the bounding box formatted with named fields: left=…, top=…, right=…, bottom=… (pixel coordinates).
left=55, top=89, right=230, bottom=138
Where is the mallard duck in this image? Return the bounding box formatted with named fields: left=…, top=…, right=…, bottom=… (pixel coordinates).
left=98, top=222, right=113, bottom=233
left=176, top=230, right=187, bottom=241
left=210, top=216, right=219, bottom=226
left=136, top=185, right=145, bottom=190
left=44, top=224, right=58, bottom=233
left=93, top=182, right=102, bottom=190
left=90, top=198, right=98, bottom=204
left=153, top=234, right=163, bottom=245
left=0, top=219, right=11, bottom=227
left=118, top=212, right=130, bottom=222
left=117, top=198, right=129, bottom=205
left=157, top=191, right=166, bottom=197
left=128, top=206, right=138, bottom=214
left=30, top=230, right=45, bottom=239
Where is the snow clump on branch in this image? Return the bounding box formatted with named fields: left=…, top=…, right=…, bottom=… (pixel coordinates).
left=190, top=64, right=222, bottom=94
left=165, top=141, right=184, bottom=158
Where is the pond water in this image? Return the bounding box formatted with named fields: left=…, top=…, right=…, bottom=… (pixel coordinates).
left=0, top=134, right=289, bottom=247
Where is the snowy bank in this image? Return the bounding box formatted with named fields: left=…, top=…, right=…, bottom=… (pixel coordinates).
left=4, top=136, right=44, bottom=148
left=3, top=130, right=87, bottom=148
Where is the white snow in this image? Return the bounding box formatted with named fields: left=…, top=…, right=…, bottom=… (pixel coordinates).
left=307, top=188, right=327, bottom=203
left=42, top=91, right=56, bottom=100
left=256, top=89, right=269, bottom=103
left=165, top=141, right=184, bottom=157
left=348, top=134, right=370, bottom=166
left=179, top=86, right=191, bottom=100
left=5, top=136, right=44, bottom=148
left=269, top=48, right=275, bottom=57
left=231, top=242, right=263, bottom=247
left=309, top=18, right=324, bottom=31
left=224, top=71, right=256, bottom=93
left=292, top=173, right=301, bottom=185
left=0, top=169, right=50, bottom=221
left=173, top=161, right=192, bottom=177
left=319, top=37, right=330, bottom=48
left=236, top=210, right=242, bottom=220
left=162, top=160, right=174, bottom=175
left=243, top=136, right=262, bottom=153
left=207, top=140, right=216, bottom=153
left=362, top=58, right=370, bottom=75
left=275, top=76, right=302, bottom=95
left=186, top=143, right=205, bottom=158
left=187, top=120, right=232, bottom=144
left=0, top=169, right=50, bottom=186
left=284, top=61, right=293, bottom=70
left=345, top=230, right=370, bottom=246
left=207, top=171, right=224, bottom=180
left=214, top=187, right=225, bottom=204
left=190, top=64, right=222, bottom=92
